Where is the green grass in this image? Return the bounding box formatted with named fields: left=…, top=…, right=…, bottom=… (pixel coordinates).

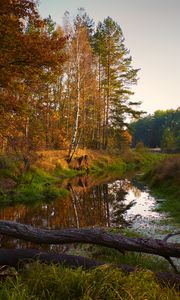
left=90, top=158, right=127, bottom=175
left=142, top=155, right=180, bottom=223
left=150, top=182, right=180, bottom=223
left=67, top=228, right=171, bottom=273
left=0, top=152, right=178, bottom=217
left=133, top=151, right=168, bottom=172
left=106, top=160, right=127, bottom=173
left=0, top=167, right=69, bottom=206
left=0, top=262, right=179, bottom=300
left=0, top=228, right=178, bottom=300
left=54, top=163, right=84, bottom=178
left=89, top=246, right=171, bottom=272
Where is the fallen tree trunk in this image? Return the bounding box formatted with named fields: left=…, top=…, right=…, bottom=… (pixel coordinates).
left=0, top=248, right=179, bottom=289
left=0, top=221, right=180, bottom=259
left=0, top=248, right=102, bottom=270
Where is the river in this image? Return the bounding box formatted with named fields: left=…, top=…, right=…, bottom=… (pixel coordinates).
left=0, top=172, right=179, bottom=249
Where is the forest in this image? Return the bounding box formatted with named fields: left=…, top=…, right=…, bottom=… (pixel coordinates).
left=130, top=109, right=180, bottom=151
left=0, top=1, right=180, bottom=299
left=0, top=1, right=142, bottom=161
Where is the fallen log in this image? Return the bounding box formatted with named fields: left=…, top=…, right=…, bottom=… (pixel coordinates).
left=0, top=248, right=102, bottom=270
left=0, top=248, right=179, bottom=289
left=0, top=221, right=180, bottom=260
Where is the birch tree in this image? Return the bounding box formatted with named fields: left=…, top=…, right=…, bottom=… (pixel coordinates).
left=67, top=13, right=94, bottom=161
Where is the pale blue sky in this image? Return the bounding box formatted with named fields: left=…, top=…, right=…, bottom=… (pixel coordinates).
left=38, top=0, right=180, bottom=114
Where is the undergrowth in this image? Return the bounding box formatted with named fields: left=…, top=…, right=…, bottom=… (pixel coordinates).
left=143, top=155, right=180, bottom=223
left=0, top=151, right=176, bottom=210
left=54, top=162, right=83, bottom=178
left=0, top=167, right=68, bottom=206
left=132, top=151, right=168, bottom=172
left=67, top=228, right=171, bottom=273
left=0, top=262, right=179, bottom=300
left=90, top=158, right=127, bottom=175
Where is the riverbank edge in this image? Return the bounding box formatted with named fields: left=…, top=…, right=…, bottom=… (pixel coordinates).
left=141, top=155, right=180, bottom=223
left=0, top=151, right=180, bottom=298
left=0, top=150, right=175, bottom=207
left=0, top=260, right=179, bottom=300
left=0, top=150, right=153, bottom=201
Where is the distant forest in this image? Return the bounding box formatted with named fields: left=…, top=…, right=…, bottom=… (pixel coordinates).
left=0, top=1, right=142, bottom=158
left=130, top=109, right=180, bottom=151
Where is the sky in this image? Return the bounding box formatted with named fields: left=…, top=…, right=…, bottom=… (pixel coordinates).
left=38, top=0, right=180, bottom=115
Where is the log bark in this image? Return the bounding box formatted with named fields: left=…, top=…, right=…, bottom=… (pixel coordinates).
left=0, top=248, right=102, bottom=269
left=0, top=221, right=180, bottom=259
left=0, top=248, right=179, bottom=289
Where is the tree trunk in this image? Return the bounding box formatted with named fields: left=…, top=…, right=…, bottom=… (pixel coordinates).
left=68, top=36, right=81, bottom=162
left=104, top=52, right=110, bottom=150
left=0, top=248, right=101, bottom=269
left=0, top=248, right=179, bottom=289
left=0, top=221, right=180, bottom=259
left=97, top=54, right=102, bottom=149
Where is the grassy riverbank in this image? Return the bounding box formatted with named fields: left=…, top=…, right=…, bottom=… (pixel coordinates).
left=143, top=155, right=180, bottom=223
left=0, top=149, right=171, bottom=206
left=66, top=228, right=171, bottom=272
left=0, top=150, right=179, bottom=299
left=0, top=228, right=179, bottom=300
left=0, top=150, right=124, bottom=206
left=0, top=262, right=179, bottom=300
left=0, top=164, right=69, bottom=206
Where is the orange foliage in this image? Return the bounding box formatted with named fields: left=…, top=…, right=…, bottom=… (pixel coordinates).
left=122, top=130, right=132, bottom=144
left=0, top=0, right=67, bottom=152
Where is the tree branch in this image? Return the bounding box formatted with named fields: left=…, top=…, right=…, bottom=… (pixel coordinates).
left=163, top=232, right=180, bottom=242
left=0, top=221, right=180, bottom=260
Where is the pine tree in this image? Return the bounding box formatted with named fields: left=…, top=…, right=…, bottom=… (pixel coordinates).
left=94, top=17, right=140, bottom=149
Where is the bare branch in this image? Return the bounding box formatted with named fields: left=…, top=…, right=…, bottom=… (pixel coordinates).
left=163, top=232, right=180, bottom=242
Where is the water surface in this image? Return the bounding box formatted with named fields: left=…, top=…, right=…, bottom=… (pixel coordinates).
left=0, top=173, right=179, bottom=249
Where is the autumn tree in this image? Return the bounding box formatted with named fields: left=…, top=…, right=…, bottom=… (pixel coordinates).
left=0, top=5, right=141, bottom=154
left=62, top=10, right=96, bottom=161
left=0, top=0, right=66, bottom=152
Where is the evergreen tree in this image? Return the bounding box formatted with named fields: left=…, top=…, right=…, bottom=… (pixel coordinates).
left=130, top=109, right=180, bottom=150
left=93, top=17, right=140, bottom=149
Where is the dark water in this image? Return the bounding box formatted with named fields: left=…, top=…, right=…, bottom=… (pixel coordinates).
left=0, top=173, right=179, bottom=249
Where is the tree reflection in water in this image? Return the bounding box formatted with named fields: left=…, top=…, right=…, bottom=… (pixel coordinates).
left=0, top=175, right=140, bottom=249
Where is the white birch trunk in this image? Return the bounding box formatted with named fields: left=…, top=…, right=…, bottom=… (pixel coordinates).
left=68, top=33, right=81, bottom=162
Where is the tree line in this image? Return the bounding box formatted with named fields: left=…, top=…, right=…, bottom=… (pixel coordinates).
left=0, top=1, right=141, bottom=159
left=130, top=109, right=180, bottom=151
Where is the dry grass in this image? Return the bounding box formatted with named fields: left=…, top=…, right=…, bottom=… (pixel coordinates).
left=36, top=149, right=120, bottom=173
left=151, top=156, right=180, bottom=184
left=36, top=150, right=69, bottom=171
